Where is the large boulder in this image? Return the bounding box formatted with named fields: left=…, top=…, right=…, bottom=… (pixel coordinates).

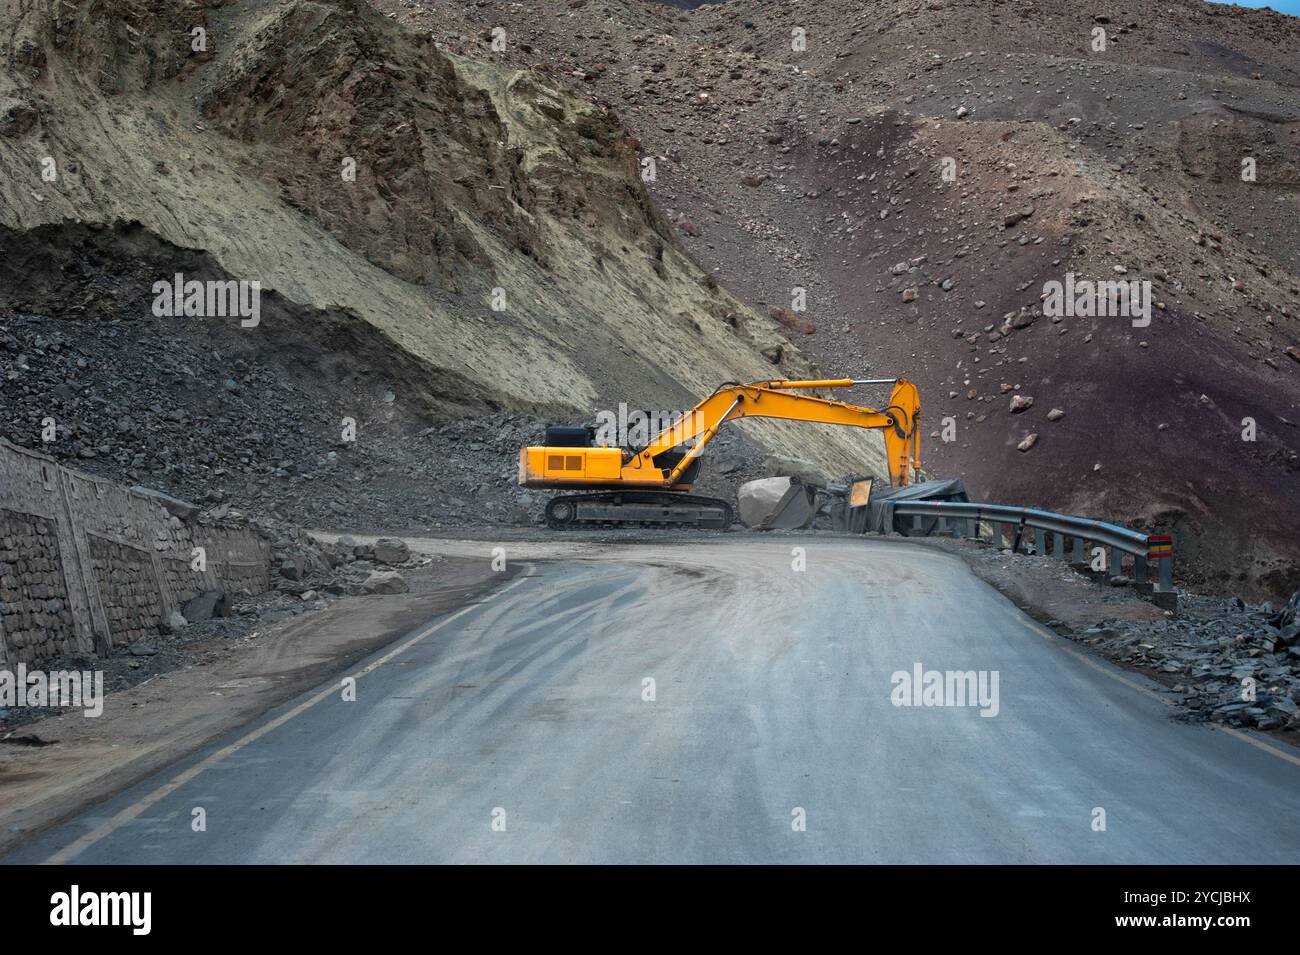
left=373, top=537, right=411, bottom=565
left=183, top=590, right=229, bottom=621
left=361, top=570, right=409, bottom=595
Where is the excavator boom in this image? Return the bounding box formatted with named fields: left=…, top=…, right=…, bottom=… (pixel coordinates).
left=519, top=377, right=920, bottom=528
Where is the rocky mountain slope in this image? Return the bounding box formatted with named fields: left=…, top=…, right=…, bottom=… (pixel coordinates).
left=379, top=0, right=1300, bottom=596
left=0, top=0, right=885, bottom=530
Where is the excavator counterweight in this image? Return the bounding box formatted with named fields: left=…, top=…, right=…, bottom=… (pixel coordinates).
left=519, top=377, right=920, bottom=528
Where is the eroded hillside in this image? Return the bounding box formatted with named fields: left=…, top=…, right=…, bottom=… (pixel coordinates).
left=0, top=0, right=887, bottom=529
left=385, top=0, right=1300, bottom=596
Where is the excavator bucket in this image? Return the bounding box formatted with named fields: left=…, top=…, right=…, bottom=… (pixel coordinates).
left=737, top=476, right=819, bottom=530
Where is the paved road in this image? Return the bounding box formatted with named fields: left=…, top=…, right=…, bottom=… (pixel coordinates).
left=8, top=538, right=1300, bottom=863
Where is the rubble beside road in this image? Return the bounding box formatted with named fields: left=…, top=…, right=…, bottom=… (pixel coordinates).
left=1080, top=592, right=1300, bottom=734
left=0, top=554, right=511, bottom=856
left=271, top=530, right=416, bottom=598
left=925, top=537, right=1300, bottom=740
left=1, top=587, right=310, bottom=732
left=0, top=311, right=777, bottom=535
left=0, top=518, right=424, bottom=732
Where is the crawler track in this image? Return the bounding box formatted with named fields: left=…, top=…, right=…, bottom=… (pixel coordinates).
left=544, top=491, right=733, bottom=529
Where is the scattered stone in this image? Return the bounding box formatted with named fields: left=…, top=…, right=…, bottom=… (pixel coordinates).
left=279, top=556, right=306, bottom=580
left=1003, top=205, right=1034, bottom=228
left=361, top=570, right=409, bottom=595
left=1009, top=308, right=1036, bottom=329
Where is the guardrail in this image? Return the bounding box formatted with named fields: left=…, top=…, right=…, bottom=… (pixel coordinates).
left=883, top=500, right=1177, bottom=610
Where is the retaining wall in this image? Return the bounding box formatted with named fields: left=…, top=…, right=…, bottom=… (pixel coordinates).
left=0, top=438, right=271, bottom=664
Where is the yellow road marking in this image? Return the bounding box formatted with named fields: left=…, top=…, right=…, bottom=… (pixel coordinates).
left=44, top=571, right=531, bottom=865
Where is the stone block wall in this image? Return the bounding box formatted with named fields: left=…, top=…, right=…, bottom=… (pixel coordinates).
left=88, top=535, right=165, bottom=648
left=0, top=510, right=78, bottom=663
left=0, top=438, right=272, bottom=664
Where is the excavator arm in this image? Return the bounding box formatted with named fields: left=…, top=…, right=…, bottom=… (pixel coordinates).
left=629, top=378, right=921, bottom=488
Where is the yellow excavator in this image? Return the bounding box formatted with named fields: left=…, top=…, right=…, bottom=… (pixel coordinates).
left=519, top=377, right=920, bottom=528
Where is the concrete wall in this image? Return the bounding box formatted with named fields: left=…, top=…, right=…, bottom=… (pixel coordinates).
left=0, top=438, right=271, bottom=664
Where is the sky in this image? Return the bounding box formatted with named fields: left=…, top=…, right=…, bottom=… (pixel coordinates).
left=1208, top=0, right=1300, bottom=15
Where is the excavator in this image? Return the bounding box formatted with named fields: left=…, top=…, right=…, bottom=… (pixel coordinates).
left=518, top=377, right=920, bottom=528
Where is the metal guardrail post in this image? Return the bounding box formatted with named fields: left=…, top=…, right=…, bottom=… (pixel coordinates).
left=1158, top=557, right=1173, bottom=592
left=1034, top=528, right=1046, bottom=556
left=1142, top=536, right=1174, bottom=607
left=1134, top=555, right=1147, bottom=585
left=1071, top=536, right=1084, bottom=565
left=1052, top=532, right=1065, bottom=560
left=1150, top=556, right=1177, bottom=610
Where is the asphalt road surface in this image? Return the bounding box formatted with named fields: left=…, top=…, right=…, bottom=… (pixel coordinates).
left=8, top=538, right=1300, bottom=864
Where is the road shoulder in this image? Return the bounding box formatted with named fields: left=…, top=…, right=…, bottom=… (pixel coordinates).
left=0, top=556, right=509, bottom=859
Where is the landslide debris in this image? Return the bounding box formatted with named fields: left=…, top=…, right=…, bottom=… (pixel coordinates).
left=0, top=0, right=890, bottom=533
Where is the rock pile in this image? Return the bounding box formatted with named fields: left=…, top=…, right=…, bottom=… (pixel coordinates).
left=1080, top=591, right=1300, bottom=731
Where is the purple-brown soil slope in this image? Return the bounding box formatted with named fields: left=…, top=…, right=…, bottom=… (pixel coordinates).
left=377, top=0, right=1300, bottom=597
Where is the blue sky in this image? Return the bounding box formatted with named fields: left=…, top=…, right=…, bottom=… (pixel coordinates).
left=1208, top=0, right=1300, bottom=15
